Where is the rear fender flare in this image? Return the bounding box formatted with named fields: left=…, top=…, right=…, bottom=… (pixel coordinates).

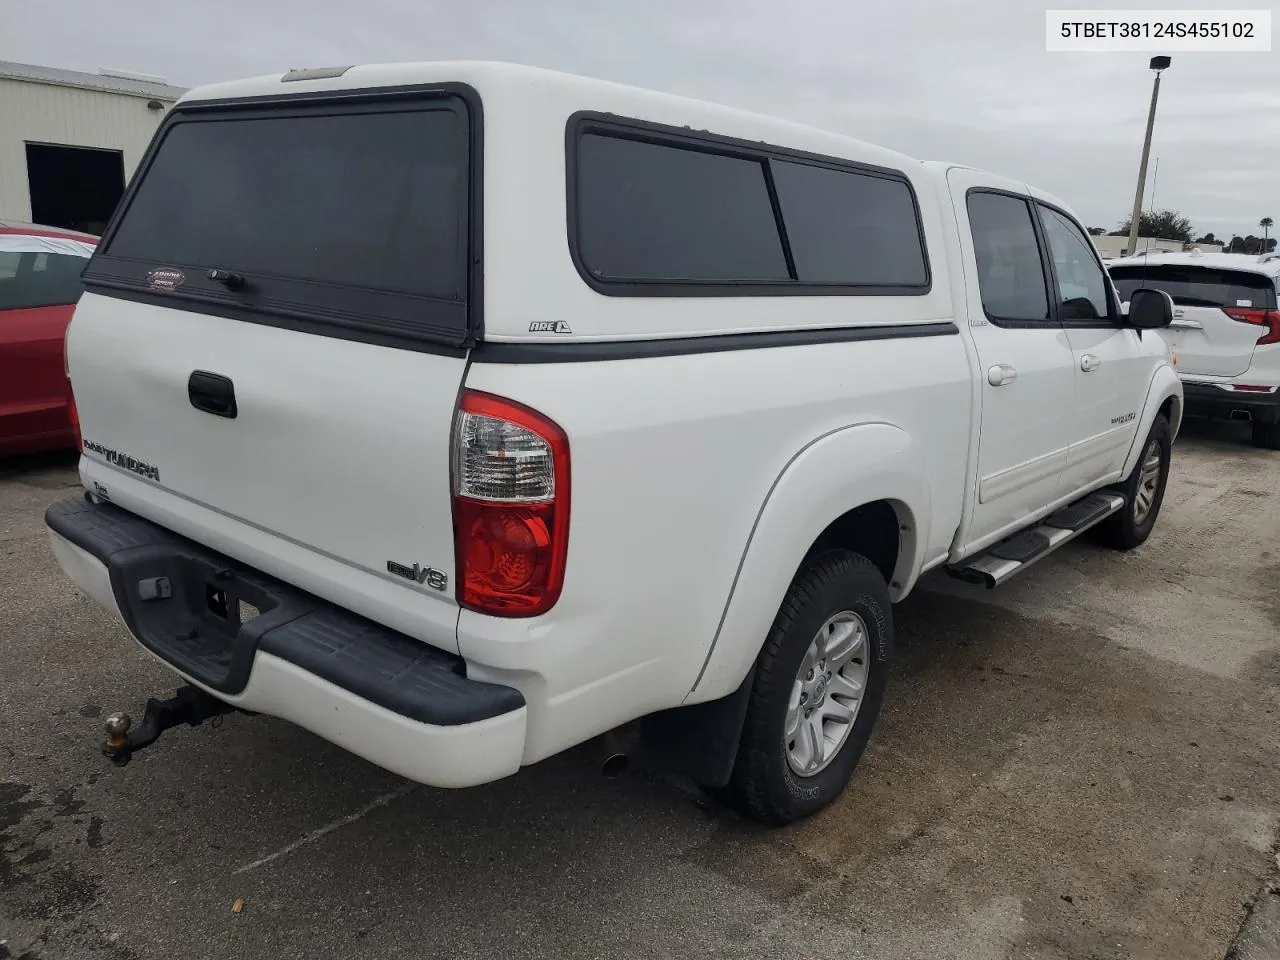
left=689, top=422, right=929, bottom=703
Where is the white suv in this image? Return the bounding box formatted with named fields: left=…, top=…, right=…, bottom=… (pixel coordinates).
left=1109, top=251, right=1280, bottom=449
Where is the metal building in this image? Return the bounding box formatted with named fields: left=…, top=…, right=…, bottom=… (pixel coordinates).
left=0, top=61, right=186, bottom=235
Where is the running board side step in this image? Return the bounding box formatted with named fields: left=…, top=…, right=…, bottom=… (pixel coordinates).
left=944, top=492, right=1125, bottom=588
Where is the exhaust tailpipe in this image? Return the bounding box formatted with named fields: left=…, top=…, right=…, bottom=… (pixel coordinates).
left=1230, top=409, right=1253, bottom=422
left=602, top=753, right=630, bottom=778
left=593, top=727, right=637, bottom=778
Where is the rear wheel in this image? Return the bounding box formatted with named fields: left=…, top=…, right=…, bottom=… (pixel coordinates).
left=1251, top=418, right=1280, bottom=451
left=1097, top=414, right=1171, bottom=550
left=722, top=550, right=892, bottom=825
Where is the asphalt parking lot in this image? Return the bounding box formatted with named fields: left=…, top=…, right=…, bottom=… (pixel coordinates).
left=2, top=419, right=1279, bottom=960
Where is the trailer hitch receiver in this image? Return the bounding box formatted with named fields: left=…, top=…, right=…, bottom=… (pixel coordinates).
left=102, top=685, right=236, bottom=766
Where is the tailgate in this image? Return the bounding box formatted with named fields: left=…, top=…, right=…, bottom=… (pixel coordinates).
left=1161, top=304, right=1262, bottom=377
left=1110, top=263, right=1276, bottom=377
left=70, top=85, right=478, bottom=607
left=68, top=296, right=466, bottom=590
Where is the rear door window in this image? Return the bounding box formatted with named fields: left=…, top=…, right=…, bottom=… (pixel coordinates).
left=966, top=192, right=1052, bottom=324
left=87, top=95, right=474, bottom=347
left=0, top=251, right=88, bottom=310
left=1109, top=265, right=1278, bottom=309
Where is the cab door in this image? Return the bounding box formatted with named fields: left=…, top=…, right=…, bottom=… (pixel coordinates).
left=1033, top=202, right=1148, bottom=493
left=947, top=169, right=1077, bottom=553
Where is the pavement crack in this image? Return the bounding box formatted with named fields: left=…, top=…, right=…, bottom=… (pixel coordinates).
left=231, top=783, right=416, bottom=875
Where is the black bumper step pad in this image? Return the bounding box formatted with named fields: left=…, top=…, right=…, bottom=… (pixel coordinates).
left=1044, top=493, right=1118, bottom=531
left=46, top=494, right=523, bottom=726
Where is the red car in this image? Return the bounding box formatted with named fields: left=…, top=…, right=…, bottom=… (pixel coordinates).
left=0, top=221, right=97, bottom=455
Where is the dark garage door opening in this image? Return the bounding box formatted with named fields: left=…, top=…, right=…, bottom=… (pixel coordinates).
left=25, top=143, right=126, bottom=236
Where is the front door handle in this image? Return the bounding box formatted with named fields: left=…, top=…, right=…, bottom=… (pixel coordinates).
left=987, top=364, right=1018, bottom=387
left=1080, top=354, right=1101, bottom=373
left=188, top=371, right=238, bottom=419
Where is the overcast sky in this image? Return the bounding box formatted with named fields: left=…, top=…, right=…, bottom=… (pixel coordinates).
left=6, top=0, right=1277, bottom=240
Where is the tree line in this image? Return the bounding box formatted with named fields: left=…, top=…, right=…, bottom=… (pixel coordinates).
left=1085, top=211, right=1276, bottom=255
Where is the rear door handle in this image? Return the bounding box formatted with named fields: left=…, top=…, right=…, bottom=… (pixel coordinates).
left=987, top=364, right=1017, bottom=386
left=188, top=371, right=238, bottom=419
left=1080, top=354, right=1101, bottom=373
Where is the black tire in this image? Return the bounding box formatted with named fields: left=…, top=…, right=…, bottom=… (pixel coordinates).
left=1251, top=419, right=1280, bottom=451
left=722, top=549, right=892, bottom=826
left=1096, top=414, right=1171, bottom=551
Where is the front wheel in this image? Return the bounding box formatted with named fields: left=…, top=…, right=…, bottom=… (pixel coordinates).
left=1097, top=414, right=1171, bottom=550
left=722, top=550, right=892, bottom=825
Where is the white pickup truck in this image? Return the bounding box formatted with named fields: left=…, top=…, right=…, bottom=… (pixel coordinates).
left=47, top=61, right=1183, bottom=824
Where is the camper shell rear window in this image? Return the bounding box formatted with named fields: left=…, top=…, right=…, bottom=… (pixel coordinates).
left=83, top=87, right=479, bottom=349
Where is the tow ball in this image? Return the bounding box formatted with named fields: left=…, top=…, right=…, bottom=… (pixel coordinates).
left=101, top=685, right=237, bottom=766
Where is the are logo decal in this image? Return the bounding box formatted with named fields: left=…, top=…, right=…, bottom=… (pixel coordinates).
left=146, top=268, right=186, bottom=293
left=528, top=320, right=573, bottom=334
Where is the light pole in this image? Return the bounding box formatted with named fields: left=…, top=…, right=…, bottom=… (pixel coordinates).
left=1126, top=55, right=1171, bottom=257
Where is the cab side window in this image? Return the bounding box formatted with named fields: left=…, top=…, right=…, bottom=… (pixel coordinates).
left=1037, top=206, right=1112, bottom=323
left=965, top=192, right=1051, bottom=325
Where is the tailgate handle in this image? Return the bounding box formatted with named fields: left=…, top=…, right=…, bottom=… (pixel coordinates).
left=188, top=371, right=238, bottom=419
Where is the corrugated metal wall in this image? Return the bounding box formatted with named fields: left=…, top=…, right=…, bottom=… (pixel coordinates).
left=0, top=78, right=173, bottom=226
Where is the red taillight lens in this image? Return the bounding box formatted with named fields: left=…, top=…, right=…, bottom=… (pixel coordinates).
left=451, top=390, right=570, bottom=617
left=1223, top=306, right=1280, bottom=346
left=67, top=384, right=82, bottom=453
left=63, top=333, right=82, bottom=453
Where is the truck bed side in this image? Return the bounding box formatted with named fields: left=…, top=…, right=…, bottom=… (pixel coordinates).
left=460, top=330, right=972, bottom=762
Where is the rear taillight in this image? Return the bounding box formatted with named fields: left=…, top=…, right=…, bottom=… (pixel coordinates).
left=63, top=333, right=82, bottom=453
left=1223, top=306, right=1280, bottom=346
left=451, top=390, right=570, bottom=617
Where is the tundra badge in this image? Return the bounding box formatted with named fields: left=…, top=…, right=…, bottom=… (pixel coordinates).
left=82, top=439, right=160, bottom=482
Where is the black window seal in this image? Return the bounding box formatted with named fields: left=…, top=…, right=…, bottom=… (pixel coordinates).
left=81, top=82, right=485, bottom=354
left=964, top=187, right=1060, bottom=330
left=564, top=111, right=933, bottom=298
left=78, top=285, right=469, bottom=357
left=760, top=158, right=798, bottom=281
left=1032, top=200, right=1123, bottom=330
